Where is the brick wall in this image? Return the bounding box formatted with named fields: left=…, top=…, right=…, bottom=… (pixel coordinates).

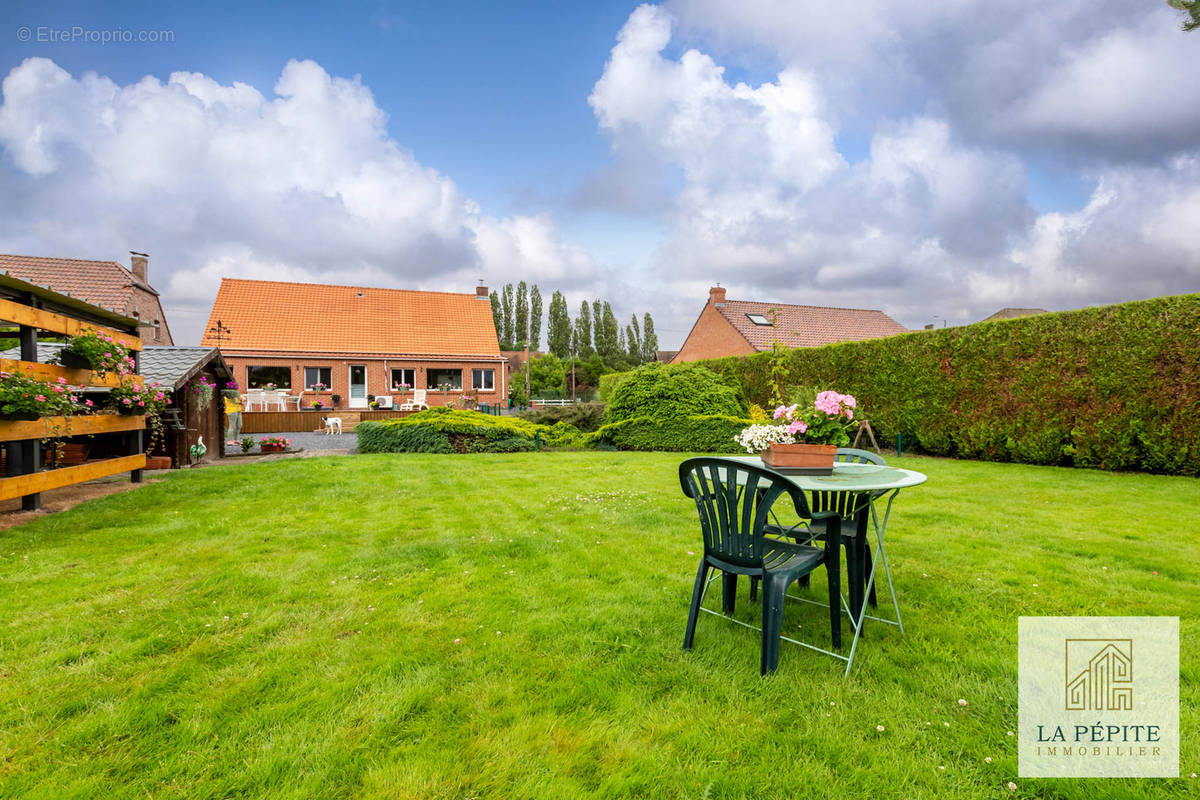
left=672, top=289, right=756, bottom=363
left=221, top=354, right=506, bottom=408
left=128, top=288, right=173, bottom=345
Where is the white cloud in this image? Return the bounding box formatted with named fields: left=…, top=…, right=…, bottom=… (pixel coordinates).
left=0, top=57, right=597, bottom=344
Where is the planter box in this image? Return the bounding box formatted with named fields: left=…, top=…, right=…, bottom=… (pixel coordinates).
left=260, top=444, right=287, bottom=453
left=761, top=443, right=836, bottom=473
left=145, top=455, right=172, bottom=470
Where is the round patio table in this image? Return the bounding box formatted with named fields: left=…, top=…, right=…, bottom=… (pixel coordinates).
left=724, top=457, right=927, bottom=675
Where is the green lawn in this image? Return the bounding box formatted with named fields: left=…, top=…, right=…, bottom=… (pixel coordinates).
left=0, top=452, right=1196, bottom=799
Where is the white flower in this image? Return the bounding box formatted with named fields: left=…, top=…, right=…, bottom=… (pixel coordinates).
left=734, top=424, right=795, bottom=454
left=876, top=725, right=885, bottom=732
left=958, top=699, right=968, bottom=706
left=1007, top=782, right=1017, bottom=791
left=985, top=757, right=992, bottom=763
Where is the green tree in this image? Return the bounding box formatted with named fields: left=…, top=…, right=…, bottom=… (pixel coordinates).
left=527, top=353, right=566, bottom=397
left=529, top=285, right=543, bottom=351
left=500, top=284, right=515, bottom=350
left=641, top=313, right=658, bottom=363
left=575, top=301, right=594, bottom=359
left=591, top=300, right=602, bottom=353
left=489, top=290, right=501, bottom=345
left=1169, top=0, right=1199, bottom=31
left=597, top=301, right=620, bottom=362
left=515, top=281, right=529, bottom=349
left=547, top=291, right=571, bottom=357
left=626, top=314, right=642, bottom=363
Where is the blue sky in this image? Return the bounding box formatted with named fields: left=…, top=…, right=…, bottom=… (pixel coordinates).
left=1, top=1, right=1197, bottom=346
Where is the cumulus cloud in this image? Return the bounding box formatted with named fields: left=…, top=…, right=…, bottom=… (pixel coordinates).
left=587, top=4, right=1200, bottom=331
left=0, top=57, right=596, bottom=343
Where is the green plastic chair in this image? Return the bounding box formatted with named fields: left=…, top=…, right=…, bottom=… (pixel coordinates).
left=679, top=457, right=843, bottom=674
left=758, top=449, right=884, bottom=603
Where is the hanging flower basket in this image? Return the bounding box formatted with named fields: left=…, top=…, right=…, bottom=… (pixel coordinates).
left=57, top=350, right=92, bottom=370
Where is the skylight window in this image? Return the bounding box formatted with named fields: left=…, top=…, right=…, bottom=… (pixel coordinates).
left=746, top=313, right=772, bottom=326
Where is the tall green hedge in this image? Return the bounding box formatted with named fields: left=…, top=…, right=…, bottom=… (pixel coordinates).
left=604, top=363, right=746, bottom=424
left=694, top=294, right=1200, bottom=475
left=589, top=414, right=749, bottom=453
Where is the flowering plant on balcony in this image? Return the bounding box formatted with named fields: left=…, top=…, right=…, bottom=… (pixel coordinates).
left=107, top=380, right=171, bottom=450
left=0, top=370, right=80, bottom=420
left=392, top=382, right=411, bottom=393
left=192, top=374, right=215, bottom=412
left=54, top=329, right=136, bottom=376
left=309, top=382, right=327, bottom=391
left=734, top=391, right=858, bottom=453
left=437, top=382, right=455, bottom=393
left=311, top=399, right=326, bottom=409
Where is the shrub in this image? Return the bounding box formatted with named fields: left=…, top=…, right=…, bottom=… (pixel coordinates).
left=590, top=414, right=749, bottom=453
left=695, top=293, right=1200, bottom=476
left=604, top=363, right=746, bottom=425
left=356, top=407, right=583, bottom=454
left=598, top=371, right=634, bottom=401
left=517, top=402, right=606, bottom=432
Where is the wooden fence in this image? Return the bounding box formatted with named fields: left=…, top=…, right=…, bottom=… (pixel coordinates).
left=0, top=277, right=145, bottom=509
left=241, top=409, right=415, bottom=434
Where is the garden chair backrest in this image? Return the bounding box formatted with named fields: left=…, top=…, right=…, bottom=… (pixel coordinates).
left=679, top=458, right=814, bottom=569
left=811, top=448, right=888, bottom=518
left=412, top=389, right=427, bottom=405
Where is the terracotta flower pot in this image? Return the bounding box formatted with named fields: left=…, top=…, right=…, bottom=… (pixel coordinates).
left=260, top=444, right=286, bottom=453
left=761, top=442, right=836, bottom=471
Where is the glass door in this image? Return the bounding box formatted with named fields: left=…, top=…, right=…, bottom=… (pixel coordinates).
left=348, top=365, right=367, bottom=408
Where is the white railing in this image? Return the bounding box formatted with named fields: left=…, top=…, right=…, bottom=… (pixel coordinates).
left=531, top=398, right=575, bottom=406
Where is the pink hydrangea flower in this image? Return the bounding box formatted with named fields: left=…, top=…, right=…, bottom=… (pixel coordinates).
left=122, top=397, right=132, bottom=405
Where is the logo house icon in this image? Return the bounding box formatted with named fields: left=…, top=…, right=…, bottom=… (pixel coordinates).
left=1065, top=639, right=1133, bottom=711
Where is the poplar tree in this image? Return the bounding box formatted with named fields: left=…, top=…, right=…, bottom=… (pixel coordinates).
left=575, top=301, right=594, bottom=359
left=515, top=281, right=529, bottom=349
left=489, top=290, right=501, bottom=344
left=641, top=313, right=658, bottom=362
left=547, top=291, right=571, bottom=358
left=627, top=314, right=642, bottom=362
left=591, top=300, right=602, bottom=353
left=500, top=284, right=514, bottom=350
left=529, top=285, right=543, bottom=351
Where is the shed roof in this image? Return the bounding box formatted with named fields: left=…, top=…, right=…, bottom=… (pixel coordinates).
left=140, top=346, right=231, bottom=392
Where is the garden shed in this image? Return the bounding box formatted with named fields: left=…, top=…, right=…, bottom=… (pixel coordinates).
left=138, top=346, right=233, bottom=468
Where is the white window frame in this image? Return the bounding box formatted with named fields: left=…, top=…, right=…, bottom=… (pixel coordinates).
left=472, top=368, right=495, bottom=391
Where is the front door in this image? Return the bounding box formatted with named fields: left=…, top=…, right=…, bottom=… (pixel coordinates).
left=348, top=365, right=367, bottom=408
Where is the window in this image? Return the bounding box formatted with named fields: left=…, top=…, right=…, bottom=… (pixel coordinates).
left=246, top=366, right=291, bottom=388
left=746, top=313, right=772, bottom=326
left=427, top=368, right=462, bottom=391
left=304, top=366, right=332, bottom=390
left=390, top=368, right=415, bottom=391
left=472, top=368, right=495, bottom=391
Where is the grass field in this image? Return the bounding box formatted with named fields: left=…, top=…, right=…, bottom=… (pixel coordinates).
left=0, top=452, right=1197, bottom=799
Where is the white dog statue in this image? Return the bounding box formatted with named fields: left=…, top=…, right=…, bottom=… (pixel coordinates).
left=321, top=416, right=343, bottom=435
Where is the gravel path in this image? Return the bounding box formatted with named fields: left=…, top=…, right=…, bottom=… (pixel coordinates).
left=223, top=430, right=357, bottom=456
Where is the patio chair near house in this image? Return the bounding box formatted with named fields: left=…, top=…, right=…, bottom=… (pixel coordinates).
left=399, top=389, right=429, bottom=411
left=245, top=388, right=265, bottom=411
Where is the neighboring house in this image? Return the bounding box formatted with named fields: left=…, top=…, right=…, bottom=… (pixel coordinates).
left=139, top=346, right=233, bottom=467
left=201, top=278, right=506, bottom=408
left=982, top=307, right=1047, bottom=322
left=654, top=350, right=679, bottom=363
left=671, top=287, right=908, bottom=363
left=0, top=252, right=174, bottom=345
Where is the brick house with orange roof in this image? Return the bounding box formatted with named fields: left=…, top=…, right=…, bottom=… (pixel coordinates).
left=671, top=287, right=908, bottom=363
left=201, top=278, right=506, bottom=409
left=0, top=252, right=173, bottom=345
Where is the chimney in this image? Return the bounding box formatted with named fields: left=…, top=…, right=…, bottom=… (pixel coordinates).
left=475, top=284, right=489, bottom=300
left=709, top=286, right=726, bottom=306
left=130, top=251, right=149, bottom=284
left=924, top=323, right=934, bottom=330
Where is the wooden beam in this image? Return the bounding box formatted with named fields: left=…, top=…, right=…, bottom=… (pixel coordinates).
left=0, top=359, right=141, bottom=389
left=0, top=299, right=141, bottom=350
left=0, top=454, right=146, bottom=501
left=0, top=413, right=146, bottom=442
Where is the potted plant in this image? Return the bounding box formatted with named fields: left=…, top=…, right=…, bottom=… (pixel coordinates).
left=53, top=330, right=135, bottom=376
left=263, top=382, right=278, bottom=391
left=240, top=436, right=256, bottom=453
left=392, top=382, right=411, bottom=393
left=193, top=374, right=215, bottom=412
left=259, top=435, right=290, bottom=453
left=369, top=400, right=380, bottom=409
left=735, top=391, right=858, bottom=472
left=311, top=399, right=326, bottom=410
left=0, top=370, right=79, bottom=421
left=310, top=382, right=327, bottom=392
left=330, top=394, right=341, bottom=408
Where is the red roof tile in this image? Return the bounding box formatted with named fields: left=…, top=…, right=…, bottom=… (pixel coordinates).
left=201, top=278, right=501, bottom=356
left=717, top=299, right=908, bottom=349
left=0, top=253, right=134, bottom=312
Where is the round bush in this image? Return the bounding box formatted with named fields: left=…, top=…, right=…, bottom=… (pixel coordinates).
left=604, top=363, right=746, bottom=424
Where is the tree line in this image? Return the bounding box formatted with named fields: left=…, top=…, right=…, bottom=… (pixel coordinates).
left=489, top=282, right=658, bottom=368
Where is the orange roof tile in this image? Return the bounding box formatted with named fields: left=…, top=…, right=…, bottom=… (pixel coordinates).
left=718, top=299, right=908, bottom=349
left=0, top=253, right=135, bottom=312
left=201, top=278, right=501, bottom=356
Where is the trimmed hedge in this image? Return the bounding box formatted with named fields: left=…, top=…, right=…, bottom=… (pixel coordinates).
left=695, top=293, right=1200, bottom=475
left=598, top=371, right=634, bottom=401
left=357, top=408, right=583, bottom=454
left=517, top=402, right=606, bottom=432
left=590, top=414, right=750, bottom=453
left=605, top=363, right=747, bottom=424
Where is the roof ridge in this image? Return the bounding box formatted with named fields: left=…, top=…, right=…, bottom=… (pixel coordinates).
left=0, top=253, right=128, bottom=269
left=721, top=298, right=894, bottom=315
left=217, top=276, right=475, bottom=298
